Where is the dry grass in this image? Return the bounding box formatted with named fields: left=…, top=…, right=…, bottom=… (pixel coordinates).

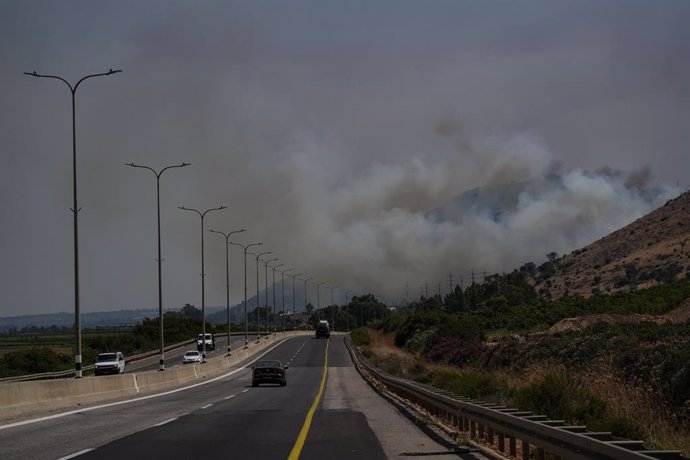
left=362, top=328, right=690, bottom=456
left=581, top=364, right=690, bottom=454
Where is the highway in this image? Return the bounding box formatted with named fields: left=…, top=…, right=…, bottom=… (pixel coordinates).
left=125, top=334, right=253, bottom=373
left=1, top=335, right=475, bottom=459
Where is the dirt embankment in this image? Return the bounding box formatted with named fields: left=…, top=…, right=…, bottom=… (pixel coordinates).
left=544, top=302, right=690, bottom=335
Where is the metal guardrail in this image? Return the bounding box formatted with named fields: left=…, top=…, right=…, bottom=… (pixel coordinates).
left=0, top=337, right=196, bottom=383
left=345, top=336, right=688, bottom=460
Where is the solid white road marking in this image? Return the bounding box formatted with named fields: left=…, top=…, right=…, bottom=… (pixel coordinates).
left=242, top=389, right=250, bottom=393
left=56, top=449, right=94, bottom=460
left=153, top=417, right=178, bottom=427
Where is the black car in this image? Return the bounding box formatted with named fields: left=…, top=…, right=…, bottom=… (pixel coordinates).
left=252, top=359, right=287, bottom=387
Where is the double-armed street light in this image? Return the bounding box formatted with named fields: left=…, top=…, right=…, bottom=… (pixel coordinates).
left=209, top=228, right=246, bottom=355
left=288, top=272, right=302, bottom=330
left=316, top=281, right=326, bottom=319
left=345, top=289, right=353, bottom=332
left=270, top=262, right=283, bottom=332
left=178, top=206, right=226, bottom=362
left=330, top=285, right=337, bottom=331
left=263, top=258, right=278, bottom=335
left=251, top=251, right=272, bottom=340
left=25, top=68, right=122, bottom=378
left=304, top=277, right=313, bottom=329
left=280, top=268, right=292, bottom=331
left=229, top=241, right=262, bottom=347
left=127, top=162, right=190, bottom=371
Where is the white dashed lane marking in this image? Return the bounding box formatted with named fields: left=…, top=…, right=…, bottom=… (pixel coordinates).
left=201, top=404, right=213, bottom=409
left=286, top=338, right=310, bottom=366
left=153, top=417, right=178, bottom=427
left=56, top=449, right=95, bottom=460
left=224, top=395, right=236, bottom=400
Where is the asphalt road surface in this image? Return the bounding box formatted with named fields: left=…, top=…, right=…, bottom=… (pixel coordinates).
left=1, top=335, right=479, bottom=459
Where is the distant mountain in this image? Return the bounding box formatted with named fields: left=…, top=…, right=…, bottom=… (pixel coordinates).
left=528, top=191, right=690, bottom=298
left=0, top=307, right=226, bottom=333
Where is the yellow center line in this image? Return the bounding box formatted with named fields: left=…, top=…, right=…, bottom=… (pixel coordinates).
left=287, top=339, right=329, bottom=460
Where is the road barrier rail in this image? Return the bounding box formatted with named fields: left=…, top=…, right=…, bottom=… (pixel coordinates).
left=345, top=336, right=688, bottom=460
left=0, top=331, right=264, bottom=383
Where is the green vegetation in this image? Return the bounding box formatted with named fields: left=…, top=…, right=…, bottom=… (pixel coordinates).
left=0, top=305, right=215, bottom=377
left=350, top=327, right=371, bottom=347
left=366, top=273, right=690, bottom=452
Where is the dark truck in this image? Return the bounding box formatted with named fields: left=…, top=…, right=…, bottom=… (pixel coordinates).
left=315, top=320, right=330, bottom=338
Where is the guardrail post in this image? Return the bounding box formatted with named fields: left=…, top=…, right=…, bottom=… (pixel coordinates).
left=498, top=432, right=505, bottom=452
left=509, top=436, right=516, bottom=456
left=470, top=420, right=476, bottom=439
left=488, top=427, right=494, bottom=444
left=522, top=440, right=530, bottom=460
left=536, top=447, right=545, bottom=460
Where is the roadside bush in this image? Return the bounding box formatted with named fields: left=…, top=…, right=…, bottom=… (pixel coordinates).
left=0, top=347, right=71, bottom=377
left=512, top=369, right=607, bottom=425
left=429, top=368, right=507, bottom=400
left=405, top=328, right=437, bottom=354
left=424, top=334, right=487, bottom=367
left=350, top=327, right=371, bottom=347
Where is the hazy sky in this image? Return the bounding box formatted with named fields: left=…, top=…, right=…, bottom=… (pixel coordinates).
left=2, top=1, right=689, bottom=316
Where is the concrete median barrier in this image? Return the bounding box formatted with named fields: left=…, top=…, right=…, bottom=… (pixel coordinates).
left=0, top=373, right=139, bottom=420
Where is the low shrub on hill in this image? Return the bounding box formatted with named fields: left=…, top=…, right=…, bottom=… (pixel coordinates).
left=0, top=347, right=71, bottom=377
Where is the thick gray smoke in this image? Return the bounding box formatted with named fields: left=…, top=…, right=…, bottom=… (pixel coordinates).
left=2, top=1, right=689, bottom=315
left=265, top=123, right=679, bottom=301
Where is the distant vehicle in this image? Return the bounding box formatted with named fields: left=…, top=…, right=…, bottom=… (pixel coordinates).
left=182, top=350, right=202, bottom=364
left=252, top=359, right=287, bottom=387
left=197, top=333, right=215, bottom=351
left=95, top=352, right=125, bottom=376
left=315, top=320, right=330, bottom=338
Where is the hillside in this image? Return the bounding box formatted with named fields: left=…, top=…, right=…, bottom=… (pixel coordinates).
left=529, top=191, right=690, bottom=298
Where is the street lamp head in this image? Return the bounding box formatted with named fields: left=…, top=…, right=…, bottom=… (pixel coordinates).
left=180, top=162, right=191, bottom=167
left=23, top=71, right=39, bottom=77
left=108, top=69, right=123, bottom=75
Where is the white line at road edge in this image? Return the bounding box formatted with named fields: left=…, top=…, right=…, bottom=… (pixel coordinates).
left=153, top=417, right=178, bottom=427
left=0, top=337, right=292, bottom=431
left=200, top=404, right=213, bottom=409
left=56, top=448, right=94, bottom=460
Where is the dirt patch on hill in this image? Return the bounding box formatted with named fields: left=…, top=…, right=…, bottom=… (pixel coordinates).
left=545, top=301, right=690, bottom=334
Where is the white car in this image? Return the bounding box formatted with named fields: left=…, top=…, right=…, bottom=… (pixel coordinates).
left=95, top=352, right=125, bottom=375
left=183, top=350, right=202, bottom=364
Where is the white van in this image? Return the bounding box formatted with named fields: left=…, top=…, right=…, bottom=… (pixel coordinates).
left=95, top=352, right=125, bottom=375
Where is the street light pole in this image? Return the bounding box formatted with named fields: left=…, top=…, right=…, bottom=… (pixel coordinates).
left=289, top=272, right=302, bottom=331
left=127, top=162, right=190, bottom=371
left=304, top=277, right=313, bottom=329
left=209, top=228, right=246, bottom=356
left=345, top=290, right=352, bottom=332
left=263, top=258, right=278, bottom=335
left=229, top=241, right=262, bottom=347
left=178, top=206, right=226, bottom=362
left=270, top=262, right=283, bottom=332
left=25, top=68, right=122, bottom=378
left=281, top=269, right=292, bottom=331
left=253, top=251, right=272, bottom=340
left=316, top=281, right=326, bottom=319
left=330, top=285, right=336, bottom=331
